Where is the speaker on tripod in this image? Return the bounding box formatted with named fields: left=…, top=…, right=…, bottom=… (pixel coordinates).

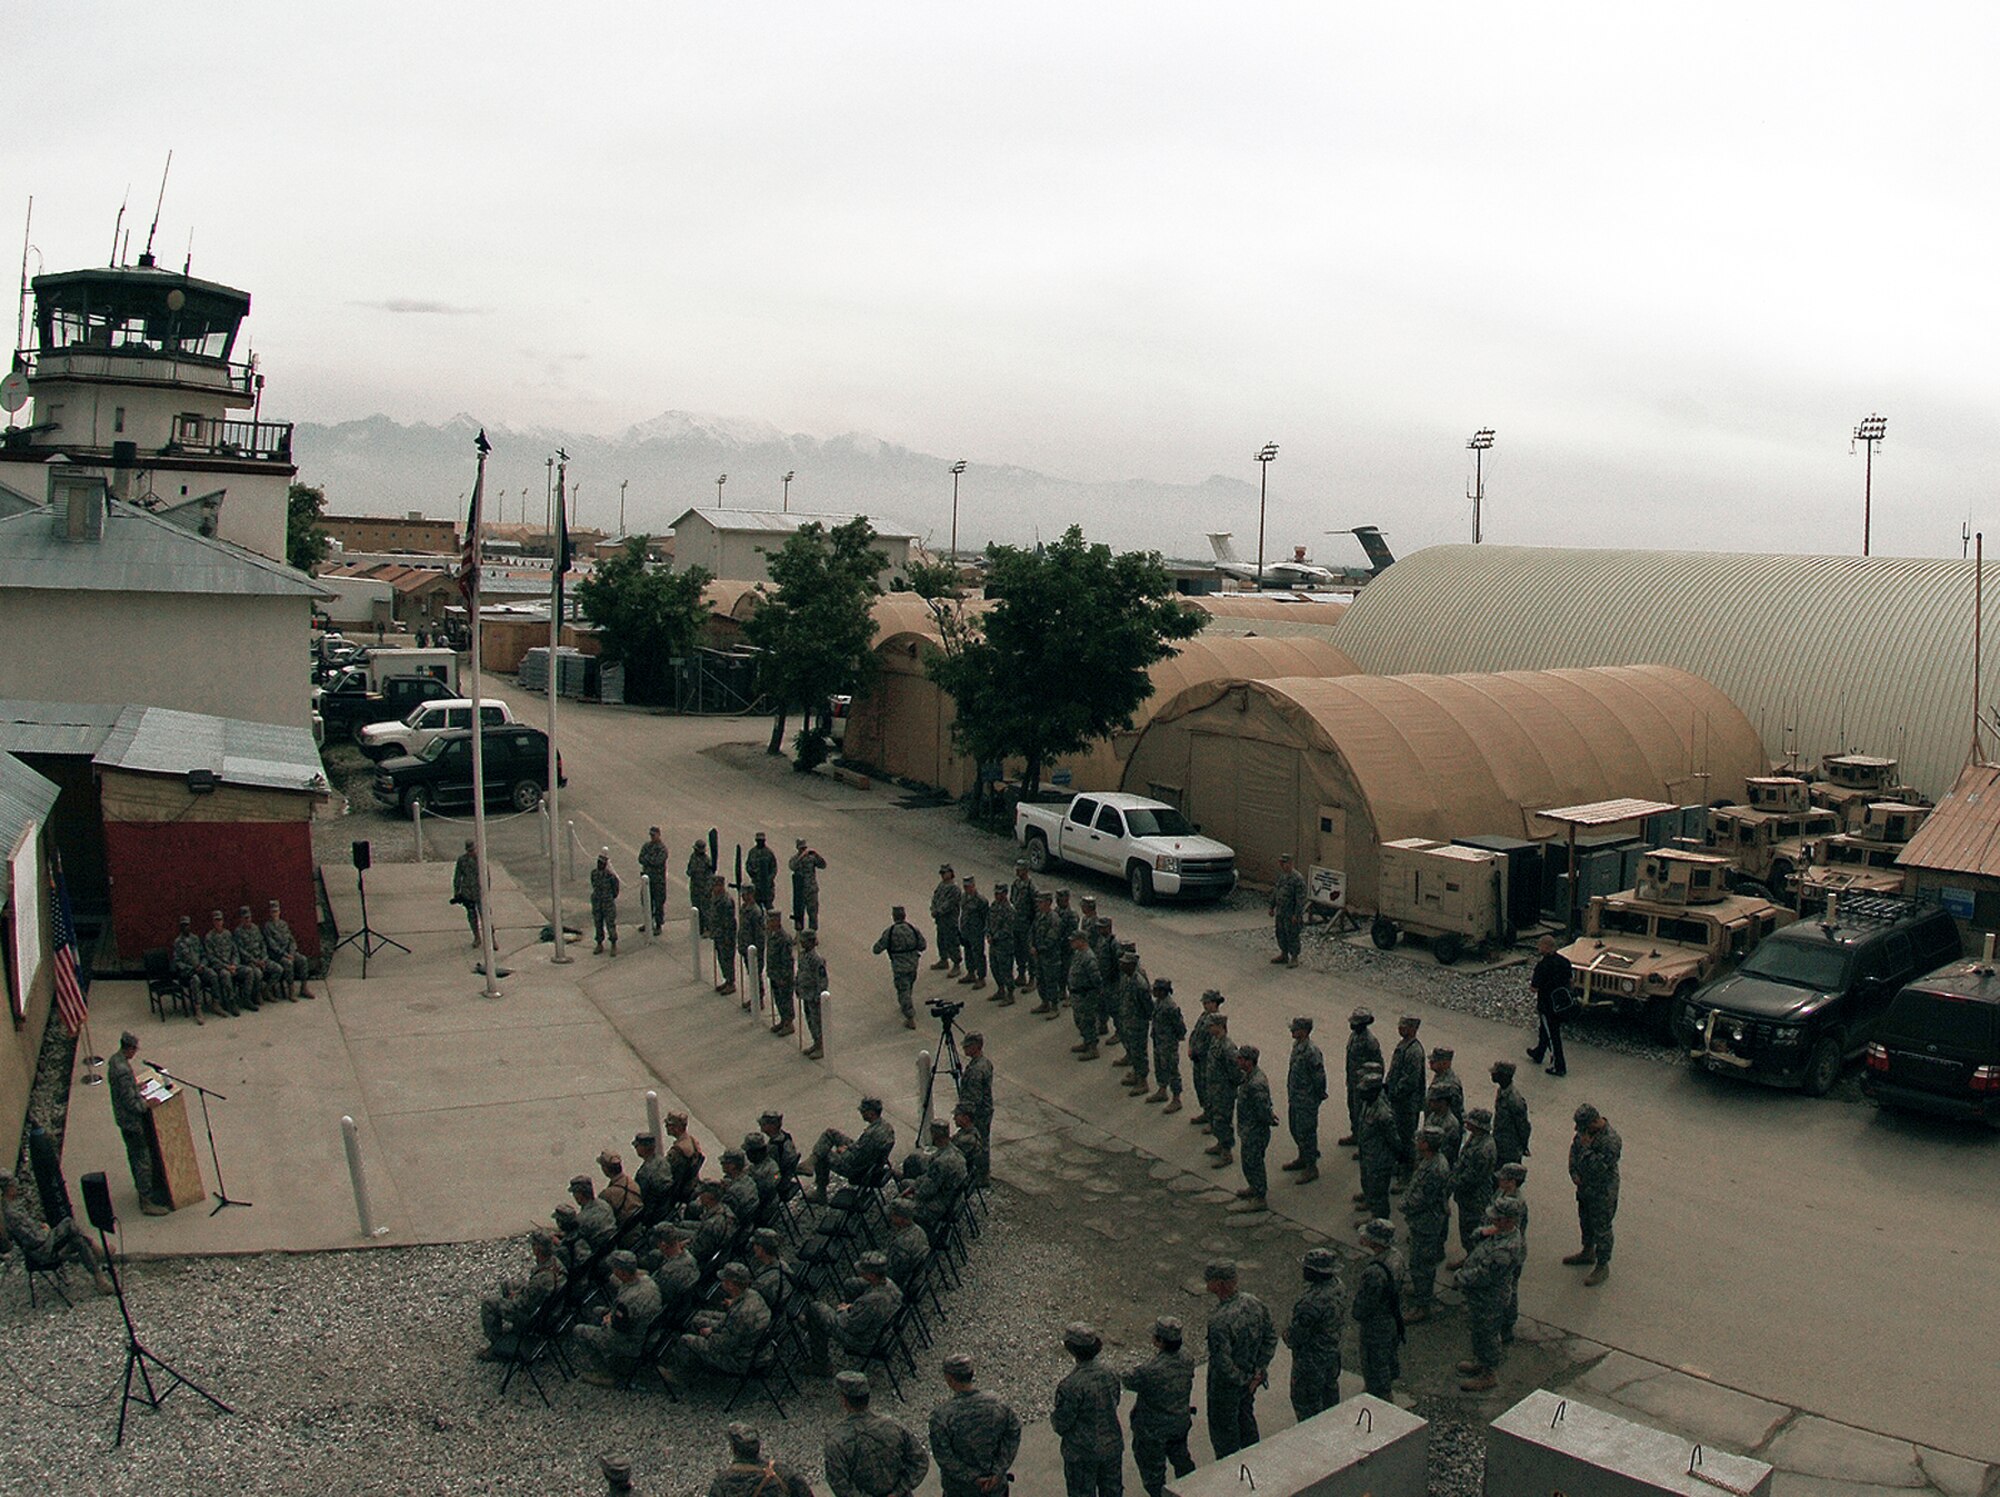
left=352, top=839, right=372, bottom=872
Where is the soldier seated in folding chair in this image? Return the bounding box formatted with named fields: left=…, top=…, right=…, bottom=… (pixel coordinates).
left=805, top=1250, right=904, bottom=1378
left=260, top=900, right=317, bottom=1000
left=574, top=1251, right=662, bottom=1387
left=661, top=1262, right=771, bottom=1392
left=904, top=1121, right=969, bottom=1245
left=743, top=1132, right=783, bottom=1226
left=642, top=1222, right=704, bottom=1326
left=809, top=1097, right=897, bottom=1205
left=478, top=1227, right=566, bottom=1361
left=1, top=1171, right=112, bottom=1296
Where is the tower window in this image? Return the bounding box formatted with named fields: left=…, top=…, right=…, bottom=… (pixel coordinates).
left=114, top=407, right=126, bottom=433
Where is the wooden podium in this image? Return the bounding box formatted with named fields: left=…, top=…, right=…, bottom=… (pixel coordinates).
left=135, top=1063, right=206, bottom=1211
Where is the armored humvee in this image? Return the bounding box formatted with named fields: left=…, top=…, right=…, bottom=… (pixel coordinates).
left=1701, top=777, right=1841, bottom=900
left=1795, top=801, right=1931, bottom=915
left=1807, top=754, right=1931, bottom=830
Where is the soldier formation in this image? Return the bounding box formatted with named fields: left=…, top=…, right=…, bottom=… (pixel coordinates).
left=167, top=901, right=316, bottom=1022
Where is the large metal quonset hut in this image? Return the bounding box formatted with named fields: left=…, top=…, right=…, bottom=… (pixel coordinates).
left=1119, top=665, right=1765, bottom=908
left=1331, top=544, right=1996, bottom=802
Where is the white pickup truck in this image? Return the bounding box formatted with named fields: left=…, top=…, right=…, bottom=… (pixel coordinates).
left=1015, top=792, right=1238, bottom=905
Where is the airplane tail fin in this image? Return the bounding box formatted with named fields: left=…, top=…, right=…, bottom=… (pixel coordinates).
left=1206, top=532, right=1239, bottom=564
left=1351, top=525, right=1395, bottom=576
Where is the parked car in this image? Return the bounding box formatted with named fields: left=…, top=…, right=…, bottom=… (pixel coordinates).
left=357, top=699, right=515, bottom=761
left=1864, top=948, right=2000, bottom=1126
left=1015, top=791, right=1236, bottom=904
left=316, top=672, right=457, bottom=742
left=373, top=725, right=565, bottom=818
left=1678, top=895, right=1962, bottom=1095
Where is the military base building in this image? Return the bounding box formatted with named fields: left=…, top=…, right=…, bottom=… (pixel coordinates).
left=667, top=507, right=917, bottom=589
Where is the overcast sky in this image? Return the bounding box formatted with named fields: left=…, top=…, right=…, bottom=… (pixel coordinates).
left=11, top=3, right=2000, bottom=557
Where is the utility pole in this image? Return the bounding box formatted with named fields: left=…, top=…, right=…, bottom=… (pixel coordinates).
left=618, top=478, right=628, bottom=536
left=782, top=469, right=795, bottom=512
left=544, top=456, right=554, bottom=535
left=1853, top=413, right=1887, bottom=556
left=1467, top=428, right=1496, bottom=543
left=1253, top=443, right=1279, bottom=588
left=949, top=460, right=967, bottom=564
left=716, top=473, right=727, bottom=508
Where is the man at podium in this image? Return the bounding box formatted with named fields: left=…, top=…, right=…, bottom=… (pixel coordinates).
left=108, top=1032, right=172, bottom=1217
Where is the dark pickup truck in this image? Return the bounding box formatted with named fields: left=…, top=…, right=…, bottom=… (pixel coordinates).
left=315, top=671, right=455, bottom=743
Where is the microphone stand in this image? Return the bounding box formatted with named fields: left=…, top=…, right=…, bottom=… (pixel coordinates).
left=150, top=1065, right=251, bottom=1216
left=96, top=1221, right=232, bottom=1446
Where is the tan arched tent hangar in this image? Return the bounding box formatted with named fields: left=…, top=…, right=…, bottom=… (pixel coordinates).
left=1119, top=664, right=1765, bottom=908
left=1183, top=592, right=1349, bottom=641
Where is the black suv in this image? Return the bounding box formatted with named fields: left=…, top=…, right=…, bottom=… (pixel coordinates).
left=373, top=725, right=565, bottom=818
left=1676, top=896, right=1962, bottom=1095
left=1864, top=959, right=2000, bottom=1126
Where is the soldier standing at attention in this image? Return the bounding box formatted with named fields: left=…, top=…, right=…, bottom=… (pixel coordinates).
left=1204, top=1014, right=1240, bottom=1170
left=590, top=850, right=621, bottom=955
left=986, top=887, right=1017, bottom=1005
left=1429, top=1046, right=1466, bottom=1126
left=1029, top=893, right=1064, bottom=1016
left=1188, top=990, right=1223, bottom=1126
left=1232, top=1046, right=1276, bottom=1210
left=710, top=875, right=738, bottom=995
left=1399, top=1127, right=1451, bottom=1322
left=796, top=930, right=829, bottom=1059
left=1054, top=889, right=1080, bottom=994
left=1123, top=1317, right=1196, bottom=1497
left=1284, top=1246, right=1345, bottom=1420
left=1449, top=1108, right=1500, bottom=1264
left=872, top=905, right=927, bottom=1029
left=1565, top=1104, right=1621, bottom=1286
left=1269, top=852, right=1309, bottom=966
left=737, top=886, right=766, bottom=1004
left=1491, top=1060, right=1531, bottom=1166
left=1115, top=951, right=1155, bottom=1094
left=1352, top=1220, right=1406, bottom=1399
left=638, top=826, right=670, bottom=935
left=262, top=900, right=315, bottom=1001
left=1007, top=861, right=1038, bottom=991
left=172, top=914, right=224, bottom=1020
left=452, top=839, right=482, bottom=944
left=109, top=1032, right=171, bottom=1216
left=1202, top=1261, right=1277, bottom=1459
left=957, top=876, right=989, bottom=990
left=1385, top=1014, right=1427, bottom=1186
left=1423, top=1086, right=1463, bottom=1168
left=928, top=1353, right=1022, bottom=1497
left=958, top=1033, right=995, bottom=1145
left=824, top=1368, right=929, bottom=1497
left=1283, top=1016, right=1327, bottom=1182
left=1353, top=1064, right=1397, bottom=1220
left=1339, top=1007, right=1382, bottom=1147
left=203, top=909, right=256, bottom=1011
left=746, top=831, right=779, bottom=910
left=1147, top=978, right=1186, bottom=1113
left=688, top=839, right=715, bottom=934
left=1065, top=931, right=1104, bottom=1060
left=1051, top=1322, right=1124, bottom=1497
left=1486, top=1162, right=1530, bottom=1344
left=765, top=912, right=797, bottom=1036
left=703, top=1423, right=814, bottom=1497
left=790, top=838, right=827, bottom=931
left=929, top=866, right=963, bottom=976
left=1454, top=1196, right=1525, bottom=1392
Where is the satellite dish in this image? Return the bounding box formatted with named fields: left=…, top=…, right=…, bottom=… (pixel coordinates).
left=0, top=369, right=28, bottom=414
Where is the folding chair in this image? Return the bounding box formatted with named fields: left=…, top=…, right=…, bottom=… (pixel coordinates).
left=143, top=948, right=197, bottom=1023
left=2, top=1242, right=74, bottom=1309
left=497, top=1292, right=575, bottom=1407
left=720, top=1316, right=799, bottom=1420
left=851, top=1296, right=921, bottom=1402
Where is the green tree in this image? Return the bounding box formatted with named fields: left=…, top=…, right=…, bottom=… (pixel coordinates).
left=286, top=482, right=330, bottom=573
left=926, top=526, right=1203, bottom=795
left=575, top=539, right=713, bottom=706
left=742, top=517, right=886, bottom=760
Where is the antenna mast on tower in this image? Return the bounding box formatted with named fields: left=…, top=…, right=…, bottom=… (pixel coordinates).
left=141, top=150, right=173, bottom=265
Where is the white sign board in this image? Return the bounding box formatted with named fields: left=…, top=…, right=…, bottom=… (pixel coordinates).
left=8, top=823, right=42, bottom=1021
left=1309, top=864, right=1345, bottom=910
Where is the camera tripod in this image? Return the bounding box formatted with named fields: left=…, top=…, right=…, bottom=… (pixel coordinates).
left=96, top=1225, right=232, bottom=1446
left=919, top=1002, right=967, bottom=1130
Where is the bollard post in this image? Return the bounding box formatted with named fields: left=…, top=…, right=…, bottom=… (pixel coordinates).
left=341, top=1115, right=391, bottom=1239
left=646, top=1089, right=664, bottom=1152
left=820, top=989, right=831, bottom=1059
left=746, top=944, right=761, bottom=1013
left=413, top=803, right=425, bottom=863
left=690, top=904, right=703, bottom=980
left=639, top=873, right=654, bottom=941
left=565, top=819, right=577, bottom=880
left=917, top=1048, right=934, bottom=1136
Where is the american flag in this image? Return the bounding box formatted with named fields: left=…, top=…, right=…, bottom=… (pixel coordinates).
left=49, top=858, right=87, bottom=1038
left=456, top=428, right=491, bottom=603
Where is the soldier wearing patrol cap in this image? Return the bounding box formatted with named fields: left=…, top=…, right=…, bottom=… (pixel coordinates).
left=599, top=1453, right=634, bottom=1495
left=929, top=865, right=963, bottom=975
left=1285, top=1246, right=1346, bottom=1419
left=1339, top=1006, right=1382, bottom=1147
left=575, top=1249, right=661, bottom=1384
left=477, top=1226, right=563, bottom=1360
left=1352, top=1219, right=1405, bottom=1399
left=0, top=1169, right=112, bottom=1292
left=1122, top=1316, right=1196, bottom=1497
left=705, top=1422, right=815, bottom=1497
left=1283, top=1015, right=1327, bottom=1181
left=1146, top=977, right=1187, bottom=1113
left=1428, top=1045, right=1465, bottom=1125
left=825, top=1367, right=930, bottom=1496
left=874, top=904, right=928, bottom=1027
left=1202, top=1259, right=1277, bottom=1459
left=811, top=1096, right=897, bottom=1202
left=648, top=1221, right=702, bottom=1322
left=1449, top=1107, right=1500, bottom=1262
left=108, top=1030, right=171, bottom=1215
left=929, top=1353, right=1022, bottom=1497
left=807, top=1250, right=903, bottom=1374
left=1455, top=1194, right=1525, bottom=1392
left=1400, top=1126, right=1451, bottom=1321
left=1487, top=1162, right=1530, bottom=1342
left=1490, top=1059, right=1531, bottom=1166
left=1052, top=1321, right=1123, bottom=1497
left=1352, top=1062, right=1398, bottom=1219
left=1565, top=1103, right=1621, bottom=1285
left=1386, top=1014, right=1427, bottom=1183
left=665, top=1262, right=771, bottom=1388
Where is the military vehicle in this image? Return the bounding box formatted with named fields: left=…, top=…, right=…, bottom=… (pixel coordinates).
left=1795, top=801, right=1931, bottom=914
left=1805, top=753, right=1931, bottom=830
left=1370, top=837, right=1509, bottom=965
left=1558, top=848, right=1794, bottom=1038
left=1700, top=777, right=1841, bottom=900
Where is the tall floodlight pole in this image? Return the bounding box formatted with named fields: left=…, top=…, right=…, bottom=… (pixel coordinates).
left=619, top=478, right=628, bottom=535
left=716, top=473, right=727, bottom=508
left=544, top=456, right=554, bottom=534
left=1853, top=413, right=1887, bottom=556
left=1467, top=428, right=1496, bottom=544
left=1253, top=443, right=1279, bottom=589
left=782, top=470, right=795, bottom=512
left=949, top=460, right=967, bottom=564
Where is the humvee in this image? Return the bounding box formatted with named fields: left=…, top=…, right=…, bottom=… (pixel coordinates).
left=1807, top=753, right=1931, bottom=830
left=1795, top=801, right=1931, bottom=914
left=1702, top=777, right=1840, bottom=899
left=1558, top=848, right=1794, bottom=1038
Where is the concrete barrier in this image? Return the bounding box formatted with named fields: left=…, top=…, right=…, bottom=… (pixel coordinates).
left=1167, top=1394, right=1426, bottom=1496
left=1485, top=1390, right=1773, bottom=1496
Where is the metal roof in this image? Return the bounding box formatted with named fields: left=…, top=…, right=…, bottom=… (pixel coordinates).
left=1533, top=798, right=1681, bottom=829
left=1332, top=543, right=1999, bottom=803
left=668, top=507, right=919, bottom=542
left=0, top=699, right=123, bottom=757
left=0, top=752, right=60, bottom=857
left=93, top=706, right=329, bottom=795
left=1897, top=762, right=2000, bottom=879
left=0, top=497, right=328, bottom=598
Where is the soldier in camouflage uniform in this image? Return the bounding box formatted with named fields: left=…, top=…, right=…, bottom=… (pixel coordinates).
left=719, top=1148, right=761, bottom=1226
left=638, top=826, right=670, bottom=934
left=825, top=1368, right=930, bottom=1497
left=0, top=1170, right=112, bottom=1292
left=1491, top=1060, right=1531, bottom=1166
left=569, top=1173, right=618, bottom=1255
left=796, top=930, right=829, bottom=1059
left=1429, top=1046, right=1466, bottom=1126
left=1029, top=893, right=1065, bottom=1016
left=746, top=831, right=779, bottom=909
left=986, top=888, right=1017, bottom=1005
left=950, top=1103, right=989, bottom=1190
left=1485, top=1162, right=1530, bottom=1343
left=1115, top=951, right=1154, bottom=1093
left=575, top=1250, right=662, bottom=1384
left=452, top=840, right=483, bottom=943
left=1454, top=1196, right=1525, bottom=1392
left=261, top=900, right=314, bottom=1000
left=1007, top=862, right=1037, bottom=990
left=1284, top=1246, right=1346, bottom=1420
left=929, top=1353, right=1022, bottom=1497
left=1233, top=1045, right=1276, bottom=1209
left=172, top=914, right=226, bottom=1019
left=1353, top=1064, right=1397, bottom=1220
left=203, top=910, right=257, bottom=1011
left=1399, top=1127, right=1451, bottom=1321
left=736, top=887, right=766, bottom=1004
left=958, top=1032, right=995, bottom=1146
left=1352, top=1219, right=1406, bottom=1399
left=688, top=840, right=715, bottom=933
left=957, top=876, right=989, bottom=990
left=1187, top=990, right=1223, bottom=1127
left=1203, top=1014, right=1240, bottom=1168
left=665, top=1263, right=771, bottom=1388
left=649, top=1224, right=704, bottom=1326
left=1203, top=1260, right=1277, bottom=1459
left=709, top=875, right=738, bottom=995
left=590, top=852, right=621, bottom=955
left=1269, top=852, right=1309, bottom=966
left=478, top=1228, right=564, bottom=1359
left=872, top=905, right=927, bottom=1029
left=1065, top=931, right=1104, bottom=1059
left=704, top=1422, right=814, bottom=1497
left=1147, top=979, right=1186, bottom=1113
left=811, top=1097, right=896, bottom=1200
left=1284, top=1015, right=1327, bottom=1181
left=1449, top=1108, right=1500, bottom=1262
left=232, top=906, right=282, bottom=1004
left=1424, top=1085, right=1463, bottom=1168
left=765, top=912, right=797, bottom=1036
left=807, top=1250, right=904, bottom=1374
left=631, top=1131, right=675, bottom=1221
left=789, top=839, right=827, bottom=931
left=1339, top=1007, right=1382, bottom=1146
left=1051, top=1322, right=1124, bottom=1497
left=884, top=1199, right=932, bottom=1289
left=1123, top=1316, right=1196, bottom=1497
left=929, top=866, right=963, bottom=976
left=1385, top=1014, right=1426, bottom=1184
left=1565, top=1104, right=1621, bottom=1286
left=1054, top=889, right=1080, bottom=994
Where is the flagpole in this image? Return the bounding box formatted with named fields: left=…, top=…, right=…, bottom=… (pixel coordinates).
left=546, top=449, right=571, bottom=966
left=467, top=431, right=502, bottom=999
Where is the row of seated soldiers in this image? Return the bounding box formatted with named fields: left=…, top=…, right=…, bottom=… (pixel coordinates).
left=477, top=1095, right=991, bottom=1389
left=168, top=902, right=315, bottom=1021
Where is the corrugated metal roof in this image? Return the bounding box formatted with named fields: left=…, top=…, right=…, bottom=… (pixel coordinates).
left=1187, top=593, right=1350, bottom=624
left=0, top=699, right=123, bottom=757
left=668, top=507, right=919, bottom=541
left=1535, top=798, right=1682, bottom=828
left=93, top=706, right=329, bottom=794
left=0, top=752, right=60, bottom=856
left=1332, top=544, right=1997, bottom=802
left=1897, top=762, right=2000, bottom=878
left=0, top=497, right=328, bottom=598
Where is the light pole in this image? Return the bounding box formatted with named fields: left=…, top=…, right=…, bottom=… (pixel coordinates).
left=716, top=473, right=727, bottom=508
left=949, top=460, right=967, bottom=563
left=1467, top=428, right=1495, bottom=543
left=1853, top=413, right=1887, bottom=556
left=782, top=470, right=795, bottom=512
left=618, top=479, right=628, bottom=536
left=544, top=456, right=554, bottom=534
left=1253, top=443, right=1279, bottom=589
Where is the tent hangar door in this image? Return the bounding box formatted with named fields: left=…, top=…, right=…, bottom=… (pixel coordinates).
left=1187, top=731, right=1301, bottom=884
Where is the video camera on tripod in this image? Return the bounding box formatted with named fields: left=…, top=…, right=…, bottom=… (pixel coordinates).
left=926, top=997, right=965, bottom=1021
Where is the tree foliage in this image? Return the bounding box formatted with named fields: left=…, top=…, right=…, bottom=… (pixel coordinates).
left=926, top=526, right=1203, bottom=794
left=741, top=517, right=885, bottom=758
left=286, top=482, right=330, bottom=573
left=575, top=539, right=713, bottom=706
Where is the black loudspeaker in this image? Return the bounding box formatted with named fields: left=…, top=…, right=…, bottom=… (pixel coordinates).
left=82, top=1171, right=116, bottom=1233
left=352, top=839, right=372, bottom=872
